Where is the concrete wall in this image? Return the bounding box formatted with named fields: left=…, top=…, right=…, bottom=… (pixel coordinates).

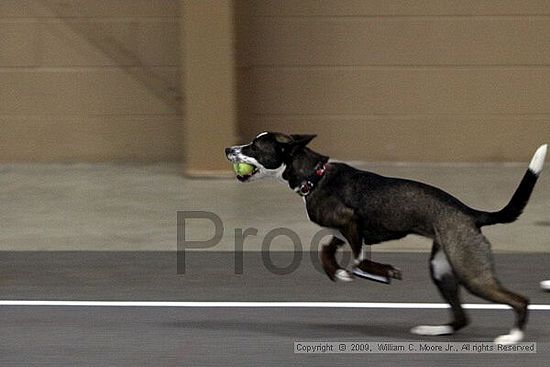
left=237, top=0, right=550, bottom=162
left=3, top=1, right=550, bottom=165
left=0, top=0, right=183, bottom=162
left=180, top=0, right=238, bottom=175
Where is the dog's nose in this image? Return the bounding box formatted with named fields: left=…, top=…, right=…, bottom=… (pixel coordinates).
left=225, top=147, right=232, bottom=155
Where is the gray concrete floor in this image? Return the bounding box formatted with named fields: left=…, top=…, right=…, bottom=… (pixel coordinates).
left=0, top=162, right=549, bottom=252
left=1, top=252, right=549, bottom=367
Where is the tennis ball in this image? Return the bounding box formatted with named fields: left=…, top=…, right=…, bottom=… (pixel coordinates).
left=233, top=162, right=255, bottom=176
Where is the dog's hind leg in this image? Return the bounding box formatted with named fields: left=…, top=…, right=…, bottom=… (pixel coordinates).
left=464, top=277, right=528, bottom=344
left=410, top=241, right=468, bottom=336
left=481, top=285, right=528, bottom=344
left=320, top=236, right=353, bottom=282
left=441, top=230, right=529, bottom=344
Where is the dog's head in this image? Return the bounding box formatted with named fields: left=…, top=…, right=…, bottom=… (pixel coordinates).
left=225, top=132, right=317, bottom=182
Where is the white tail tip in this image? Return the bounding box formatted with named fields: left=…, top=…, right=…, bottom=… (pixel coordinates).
left=529, top=144, right=547, bottom=175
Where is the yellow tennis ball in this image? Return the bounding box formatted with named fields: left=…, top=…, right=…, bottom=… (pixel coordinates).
left=233, top=162, right=255, bottom=176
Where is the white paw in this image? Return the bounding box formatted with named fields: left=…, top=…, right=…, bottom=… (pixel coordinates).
left=494, top=328, right=524, bottom=345
left=540, top=280, right=550, bottom=291
left=335, top=269, right=354, bottom=282
left=410, top=325, right=454, bottom=336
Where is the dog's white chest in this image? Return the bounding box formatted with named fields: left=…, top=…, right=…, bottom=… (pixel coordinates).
left=302, top=197, right=310, bottom=220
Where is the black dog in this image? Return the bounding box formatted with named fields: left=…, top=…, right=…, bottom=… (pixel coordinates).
left=225, top=132, right=547, bottom=344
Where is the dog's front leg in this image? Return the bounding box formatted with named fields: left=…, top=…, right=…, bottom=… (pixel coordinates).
left=353, top=258, right=402, bottom=283
left=320, top=236, right=352, bottom=282
left=341, top=223, right=402, bottom=284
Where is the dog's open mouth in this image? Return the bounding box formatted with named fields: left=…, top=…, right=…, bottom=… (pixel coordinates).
left=233, top=162, right=259, bottom=182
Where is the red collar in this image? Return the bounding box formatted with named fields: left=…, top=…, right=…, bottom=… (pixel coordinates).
left=296, top=162, right=329, bottom=196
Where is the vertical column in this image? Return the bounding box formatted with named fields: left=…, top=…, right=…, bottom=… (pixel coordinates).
left=179, top=0, right=238, bottom=176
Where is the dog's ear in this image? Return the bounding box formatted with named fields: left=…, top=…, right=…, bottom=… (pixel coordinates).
left=284, top=134, right=317, bottom=156
left=274, top=133, right=293, bottom=144
left=290, top=134, right=317, bottom=146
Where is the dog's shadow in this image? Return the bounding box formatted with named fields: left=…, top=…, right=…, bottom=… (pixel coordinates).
left=162, top=319, right=504, bottom=341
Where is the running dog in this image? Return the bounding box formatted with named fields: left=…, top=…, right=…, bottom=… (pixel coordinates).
left=225, top=132, right=547, bottom=344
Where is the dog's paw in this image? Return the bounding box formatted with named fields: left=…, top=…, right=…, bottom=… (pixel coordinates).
left=410, top=325, right=454, bottom=336
left=494, top=329, right=524, bottom=345
left=387, top=267, right=402, bottom=280
left=355, top=260, right=402, bottom=282
left=335, top=269, right=354, bottom=282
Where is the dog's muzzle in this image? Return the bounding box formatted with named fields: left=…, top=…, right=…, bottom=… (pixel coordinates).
left=225, top=147, right=239, bottom=162
left=225, top=146, right=260, bottom=181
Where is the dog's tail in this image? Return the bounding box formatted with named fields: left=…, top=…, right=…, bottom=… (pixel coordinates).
left=475, top=144, right=547, bottom=227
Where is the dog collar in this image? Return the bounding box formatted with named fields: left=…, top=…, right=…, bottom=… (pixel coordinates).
left=296, top=162, right=328, bottom=196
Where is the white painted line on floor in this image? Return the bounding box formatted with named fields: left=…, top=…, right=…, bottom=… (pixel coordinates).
left=0, top=301, right=549, bottom=310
